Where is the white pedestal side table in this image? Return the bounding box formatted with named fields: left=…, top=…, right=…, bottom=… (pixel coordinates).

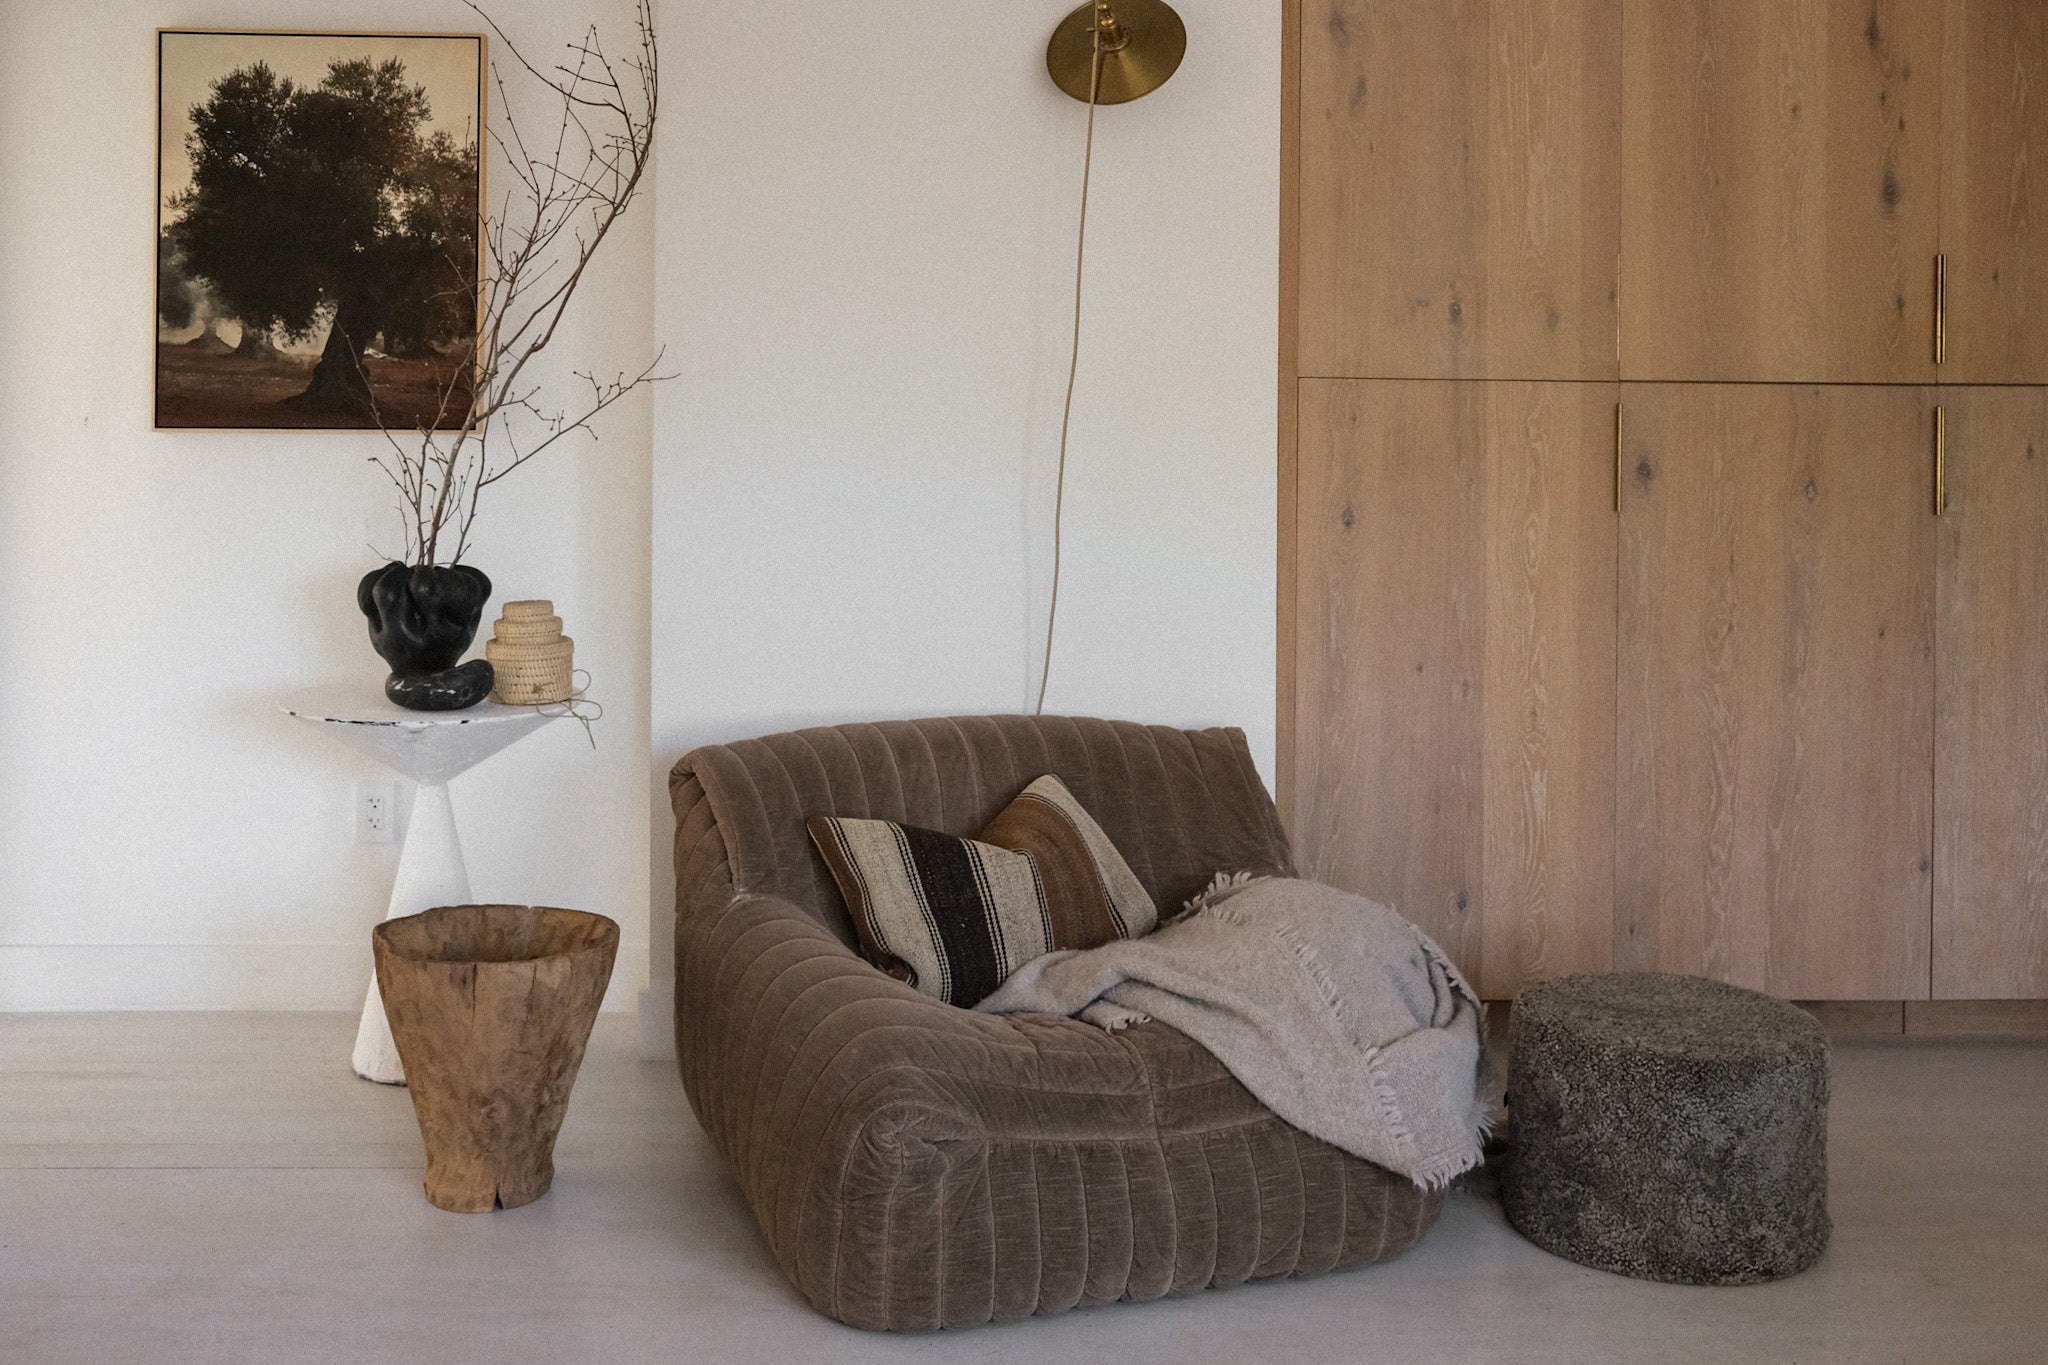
left=285, top=685, right=557, bottom=1084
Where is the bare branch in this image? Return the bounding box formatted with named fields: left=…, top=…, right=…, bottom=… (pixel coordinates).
left=363, top=0, right=664, bottom=567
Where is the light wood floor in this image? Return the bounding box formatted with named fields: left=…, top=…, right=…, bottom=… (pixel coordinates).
left=3, top=1012, right=2044, bottom=1364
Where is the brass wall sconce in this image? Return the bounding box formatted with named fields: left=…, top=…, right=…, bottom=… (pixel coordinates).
left=1046, top=0, right=1186, bottom=105
left=1034, top=0, right=1186, bottom=713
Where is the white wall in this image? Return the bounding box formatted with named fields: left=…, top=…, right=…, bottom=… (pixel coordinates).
left=0, top=0, right=1277, bottom=1021
left=0, top=0, right=653, bottom=1011
left=645, top=1, right=1279, bottom=1050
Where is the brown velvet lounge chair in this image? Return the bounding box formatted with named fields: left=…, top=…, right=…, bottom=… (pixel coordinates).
left=670, top=715, right=1443, bottom=1331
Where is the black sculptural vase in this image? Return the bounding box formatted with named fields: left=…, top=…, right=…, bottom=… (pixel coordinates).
left=358, top=562, right=496, bottom=711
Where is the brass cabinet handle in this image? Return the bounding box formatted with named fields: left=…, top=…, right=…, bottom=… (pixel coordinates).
left=1615, top=401, right=1624, bottom=514
left=1934, top=254, right=1947, bottom=366
left=1935, top=404, right=1947, bottom=516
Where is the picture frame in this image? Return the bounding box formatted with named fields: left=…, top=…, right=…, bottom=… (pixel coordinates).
left=155, top=29, right=487, bottom=432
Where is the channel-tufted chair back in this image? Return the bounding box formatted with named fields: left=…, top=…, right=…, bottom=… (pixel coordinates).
left=670, top=715, right=1295, bottom=948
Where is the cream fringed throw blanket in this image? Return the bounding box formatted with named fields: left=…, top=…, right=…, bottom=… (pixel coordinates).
left=976, top=874, right=1490, bottom=1188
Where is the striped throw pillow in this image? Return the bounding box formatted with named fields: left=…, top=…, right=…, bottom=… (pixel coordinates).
left=807, top=775, right=1158, bottom=1007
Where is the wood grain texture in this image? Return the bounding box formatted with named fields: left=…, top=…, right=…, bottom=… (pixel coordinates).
left=1297, top=379, right=1485, bottom=973
left=1478, top=384, right=1619, bottom=995
left=1298, top=0, right=1621, bottom=380
left=1796, top=1001, right=1907, bottom=1037
left=374, top=905, right=619, bottom=1213
left=1620, top=0, right=1941, bottom=383
left=1934, top=388, right=2048, bottom=997
left=1939, top=1, right=2048, bottom=383
left=1905, top=999, right=2048, bottom=1037
left=1279, top=0, right=1302, bottom=831
left=1617, top=385, right=1934, bottom=1000
left=1297, top=379, right=1615, bottom=997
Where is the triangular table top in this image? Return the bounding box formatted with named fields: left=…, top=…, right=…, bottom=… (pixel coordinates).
left=283, top=685, right=557, bottom=786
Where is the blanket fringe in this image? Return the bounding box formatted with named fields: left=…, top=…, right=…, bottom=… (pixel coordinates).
left=1081, top=1002, right=1151, bottom=1032
left=1413, top=1147, right=1485, bottom=1191
left=1173, top=869, right=1265, bottom=923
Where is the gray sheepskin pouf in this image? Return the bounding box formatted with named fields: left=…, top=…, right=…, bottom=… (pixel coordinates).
left=1502, top=972, right=1830, bottom=1285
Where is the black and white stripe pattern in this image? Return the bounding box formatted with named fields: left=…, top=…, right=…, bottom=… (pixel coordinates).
left=812, top=815, right=1051, bottom=1007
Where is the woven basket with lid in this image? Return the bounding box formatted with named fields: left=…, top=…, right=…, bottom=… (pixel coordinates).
left=486, top=600, right=575, bottom=704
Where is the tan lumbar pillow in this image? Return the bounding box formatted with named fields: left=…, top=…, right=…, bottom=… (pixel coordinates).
left=807, top=775, right=1157, bottom=1007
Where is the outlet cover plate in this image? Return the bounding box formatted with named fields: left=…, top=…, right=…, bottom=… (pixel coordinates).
left=355, top=780, right=398, bottom=844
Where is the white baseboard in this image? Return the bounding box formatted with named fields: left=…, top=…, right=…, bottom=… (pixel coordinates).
left=0, top=943, right=371, bottom=1011
left=1, top=943, right=645, bottom=1013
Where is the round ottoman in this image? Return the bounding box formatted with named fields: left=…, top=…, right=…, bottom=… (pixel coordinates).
left=1503, top=972, right=1830, bottom=1285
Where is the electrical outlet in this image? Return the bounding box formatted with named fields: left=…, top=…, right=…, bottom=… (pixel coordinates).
left=355, top=780, right=398, bottom=844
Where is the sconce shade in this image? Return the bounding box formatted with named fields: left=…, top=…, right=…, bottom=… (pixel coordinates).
left=1046, top=0, right=1186, bottom=105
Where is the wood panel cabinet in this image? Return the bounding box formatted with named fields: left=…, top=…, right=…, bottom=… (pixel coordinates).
left=1286, top=1, right=2048, bottom=1007
left=1616, top=385, right=1935, bottom=999
left=1620, top=0, right=1943, bottom=384
left=1298, top=0, right=1621, bottom=381
left=1295, top=379, right=1615, bottom=997
left=1936, top=388, right=2048, bottom=997
left=1939, top=1, right=2048, bottom=384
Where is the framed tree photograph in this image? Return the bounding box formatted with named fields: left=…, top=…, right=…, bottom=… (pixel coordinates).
left=156, top=30, right=485, bottom=431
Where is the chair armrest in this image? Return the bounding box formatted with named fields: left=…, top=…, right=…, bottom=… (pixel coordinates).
left=674, top=893, right=1162, bottom=1292
left=677, top=891, right=1161, bottom=1162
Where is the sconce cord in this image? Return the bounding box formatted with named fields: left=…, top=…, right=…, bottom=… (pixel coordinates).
left=1035, top=22, right=1103, bottom=715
